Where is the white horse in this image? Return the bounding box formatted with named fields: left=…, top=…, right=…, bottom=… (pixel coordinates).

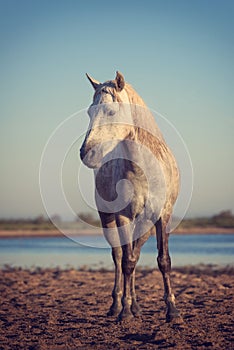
left=80, top=71, right=181, bottom=323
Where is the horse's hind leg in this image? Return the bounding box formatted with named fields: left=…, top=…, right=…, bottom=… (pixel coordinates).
left=156, top=218, right=182, bottom=323
left=131, top=229, right=152, bottom=316
left=107, top=246, right=123, bottom=316
left=130, top=269, right=141, bottom=316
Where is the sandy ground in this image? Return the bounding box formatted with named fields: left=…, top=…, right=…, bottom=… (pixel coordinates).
left=0, top=266, right=233, bottom=349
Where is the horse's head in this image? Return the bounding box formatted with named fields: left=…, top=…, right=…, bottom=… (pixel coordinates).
left=80, top=71, right=135, bottom=168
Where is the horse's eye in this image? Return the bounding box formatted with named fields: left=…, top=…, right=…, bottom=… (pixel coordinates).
left=108, top=109, right=115, bottom=116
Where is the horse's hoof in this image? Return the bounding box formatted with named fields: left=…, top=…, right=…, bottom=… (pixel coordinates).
left=166, top=302, right=183, bottom=324
left=131, top=302, right=142, bottom=317
left=166, top=311, right=183, bottom=324
left=117, top=309, right=134, bottom=322
left=107, top=307, right=121, bottom=317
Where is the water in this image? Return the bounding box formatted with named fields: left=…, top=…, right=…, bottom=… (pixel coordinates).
left=0, top=234, right=233, bottom=269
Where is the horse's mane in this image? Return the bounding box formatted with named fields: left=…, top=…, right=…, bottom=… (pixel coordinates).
left=124, top=84, right=147, bottom=107
left=124, top=83, right=169, bottom=162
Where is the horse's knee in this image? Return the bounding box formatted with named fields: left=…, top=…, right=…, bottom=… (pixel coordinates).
left=122, top=256, right=136, bottom=275
left=157, top=254, right=171, bottom=273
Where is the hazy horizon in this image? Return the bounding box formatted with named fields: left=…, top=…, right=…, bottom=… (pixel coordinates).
left=1, top=0, right=234, bottom=219
left=0, top=209, right=233, bottom=221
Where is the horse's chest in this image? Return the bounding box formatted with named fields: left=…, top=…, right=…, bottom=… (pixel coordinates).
left=94, top=161, right=147, bottom=217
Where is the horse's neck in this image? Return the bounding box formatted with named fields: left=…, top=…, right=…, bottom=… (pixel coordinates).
left=109, top=142, right=147, bottom=179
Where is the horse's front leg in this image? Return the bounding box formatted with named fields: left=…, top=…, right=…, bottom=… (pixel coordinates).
left=99, top=213, right=122, bottom=317
left=119, top=242, right=136, bottom=320
left=107, top=246, right=123, bottom=316
left=156, top=218, right=182, bottom=323
left=116, top=216, right=136, bottom=321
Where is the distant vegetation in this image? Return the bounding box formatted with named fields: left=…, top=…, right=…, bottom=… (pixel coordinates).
left=0, top=213, right=101, bottom=231
left=0, top=210, right=234, bottom=231
left=178, top=210, right=234, bottom=229
left=0, top=215, right=55, bottom=231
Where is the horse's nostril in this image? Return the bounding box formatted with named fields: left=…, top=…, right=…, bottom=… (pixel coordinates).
left=80, top=147, right=85, bottom=160
left=80, top=147, right=96, bottom=162
left=90, top=149, right=95, bottom=158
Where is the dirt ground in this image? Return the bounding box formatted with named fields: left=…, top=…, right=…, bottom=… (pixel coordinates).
left=0, top=265, right=233, bottom=349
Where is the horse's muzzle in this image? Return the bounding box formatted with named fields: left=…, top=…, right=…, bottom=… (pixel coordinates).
left=80, top=145, right=101, bottom=169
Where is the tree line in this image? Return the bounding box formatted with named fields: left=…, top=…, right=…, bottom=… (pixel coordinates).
left=0, top=210, right=234, bottom=230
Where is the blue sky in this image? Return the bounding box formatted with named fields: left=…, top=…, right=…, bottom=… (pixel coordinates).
left=1, top=0, right=233, bottom=218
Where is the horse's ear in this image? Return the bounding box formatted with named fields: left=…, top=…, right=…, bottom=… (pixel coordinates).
left=86, top=73, right=101, bottom=90
left=115, top=71, right=125, bottom=91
